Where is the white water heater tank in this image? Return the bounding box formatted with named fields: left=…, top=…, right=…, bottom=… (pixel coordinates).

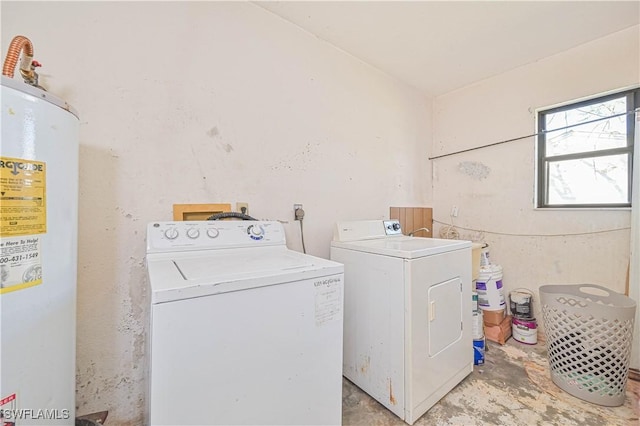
left=1, top=75, right=79, bottom=425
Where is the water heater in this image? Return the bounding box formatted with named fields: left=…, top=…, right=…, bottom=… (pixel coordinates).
left=1, top=74, right=79, bottom=424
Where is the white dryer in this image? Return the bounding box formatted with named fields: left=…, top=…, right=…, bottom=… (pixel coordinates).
left=145, top=220, right=344, bottom=425
left=330, top=220, right=472, bottom=425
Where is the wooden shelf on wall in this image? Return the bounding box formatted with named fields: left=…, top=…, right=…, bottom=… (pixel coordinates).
left=172, top=203, right=232, bottom=221
left=390, top=207, right=433, bottom=237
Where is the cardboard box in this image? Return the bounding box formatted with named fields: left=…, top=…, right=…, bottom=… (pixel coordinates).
left=471, top=243, right=484, bottom=281
left=484, top=315, right=512, bottom=345
left=482, top=308, right=506, bottom=326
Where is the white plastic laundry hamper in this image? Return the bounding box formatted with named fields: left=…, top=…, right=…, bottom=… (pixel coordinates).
left=540, top=284, right=636, bottom=406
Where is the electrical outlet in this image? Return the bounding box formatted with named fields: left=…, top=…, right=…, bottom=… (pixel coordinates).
left=451, top=206, right=459, bottom=217
left=236, top=202, right=249, bottom=215
left=294, top=204, right=304, bottom=221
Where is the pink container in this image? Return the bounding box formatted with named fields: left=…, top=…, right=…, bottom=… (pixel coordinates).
left=512, top=317, right=537, bottom=345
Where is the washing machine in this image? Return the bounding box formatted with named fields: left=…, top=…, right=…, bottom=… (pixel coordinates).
left=145, top=220, right=344, bottom=425
left=330, top=220, right=472, bottom=425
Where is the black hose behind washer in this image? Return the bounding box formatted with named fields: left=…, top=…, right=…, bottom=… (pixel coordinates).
left=207, top=211, right=257, bottom=221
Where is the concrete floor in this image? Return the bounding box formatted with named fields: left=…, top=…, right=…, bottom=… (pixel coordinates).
left=342, top=338, right=639, bottom=426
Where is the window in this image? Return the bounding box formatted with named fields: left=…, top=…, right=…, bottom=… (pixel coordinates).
left=537, top=88, right=638, bottom=208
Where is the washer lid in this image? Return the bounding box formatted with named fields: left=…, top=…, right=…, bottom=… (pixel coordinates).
left=331, top=236, right=470, bottom=258
left=174, top=250, right=314, bottom=281
left=146, top=246, right=343, bottom=304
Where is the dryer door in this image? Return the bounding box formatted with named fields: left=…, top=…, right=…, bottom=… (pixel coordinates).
left=427, top=277, right=462, bottom=356
left=405, top=247, right=472, bottom=424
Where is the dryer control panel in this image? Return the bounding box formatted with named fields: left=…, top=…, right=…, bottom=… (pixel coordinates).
left=383, top=220, right=403, bottom=235
left=146, top=221, right=286, bottom=253
left=333, top=219, right=403, bottom=241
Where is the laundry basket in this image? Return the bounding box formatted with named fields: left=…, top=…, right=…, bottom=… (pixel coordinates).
left=539, top=284, right=636, bottom=406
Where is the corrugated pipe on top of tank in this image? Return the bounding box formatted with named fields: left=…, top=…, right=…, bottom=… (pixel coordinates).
left=2, top=35, right=42, bottom=87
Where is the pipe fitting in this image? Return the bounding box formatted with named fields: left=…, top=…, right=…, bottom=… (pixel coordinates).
left=2, top=35, right=40, bottom=86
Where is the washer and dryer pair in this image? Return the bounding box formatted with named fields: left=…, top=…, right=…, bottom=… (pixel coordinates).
left=145, top=219, right=472, bottom=425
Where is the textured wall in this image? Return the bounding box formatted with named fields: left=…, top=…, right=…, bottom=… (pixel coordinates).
left=432, top=26, right=639, bottom=329
left=2, top=3, right=431, bottom=424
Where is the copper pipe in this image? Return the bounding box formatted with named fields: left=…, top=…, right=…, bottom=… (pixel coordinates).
left=2, top=35, right=34, bottom=80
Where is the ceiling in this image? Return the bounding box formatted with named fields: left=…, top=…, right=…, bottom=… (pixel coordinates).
left=257, top=1, right=640, bottom=97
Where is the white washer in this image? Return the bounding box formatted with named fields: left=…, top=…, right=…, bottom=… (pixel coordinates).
left=145, top=220, right=344, bottom=426
left=330, top=220, right=472, bottom=425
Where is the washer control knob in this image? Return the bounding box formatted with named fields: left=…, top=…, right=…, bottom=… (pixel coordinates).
left=249, top=225, right=264, bottom=237
left=164, top=228, right=179, bottom=240
left=392, top=222, right=401, bottom=231
left=206, top=228, right=220, bottom=238
left=186, top=228, right=200, bottom=239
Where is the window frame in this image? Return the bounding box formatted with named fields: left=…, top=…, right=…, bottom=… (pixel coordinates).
left=536, top=88, right=639, bottom=209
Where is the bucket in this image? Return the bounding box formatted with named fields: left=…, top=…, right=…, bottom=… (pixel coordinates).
left=473, top=337, right=485, bottom=365
left=476, top=264, right=505, bottom=310
left=512, top=317, right=537, bottom=345
left=509, top=289, right=534, bottom=319
left=471, top=310, right=484, bottom=339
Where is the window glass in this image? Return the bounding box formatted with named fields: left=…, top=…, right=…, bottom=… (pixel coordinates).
left=545, top=97, right=627, bottom=157
left=547, top=154, right=629, bottom=205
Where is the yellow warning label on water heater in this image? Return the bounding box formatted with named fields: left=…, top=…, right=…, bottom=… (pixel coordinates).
left=0, top=156, right=47, bottom=237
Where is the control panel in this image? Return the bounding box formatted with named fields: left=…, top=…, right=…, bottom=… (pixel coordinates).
left=146, top=221, right=286, bottom=253
left=333, top=219, right=403, bottom=241
left=383, top=220, right=403, bottom=235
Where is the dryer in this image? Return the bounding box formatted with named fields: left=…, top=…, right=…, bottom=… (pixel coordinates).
left=146, top=220, right=344, bottom=425
left=330, top=220, right=472, bottom=425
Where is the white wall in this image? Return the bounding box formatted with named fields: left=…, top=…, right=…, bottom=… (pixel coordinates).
left=2, top=3, right=431, bottom=424
left=432, top=26, right=639, bottom=330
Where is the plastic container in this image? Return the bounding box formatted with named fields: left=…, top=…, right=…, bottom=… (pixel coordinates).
left=476, top=264, right=505, bottom=310
left=510, top=289, right=534, bottom=319
left=479, top=245, right=491, bottom=267
left=473, top=337, right=485, bottom=365
left=540, top=284, right=637, bottom=407
left=512, top=317, right=537, bottom=345
left=471, top=310, right=484, bottom=339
